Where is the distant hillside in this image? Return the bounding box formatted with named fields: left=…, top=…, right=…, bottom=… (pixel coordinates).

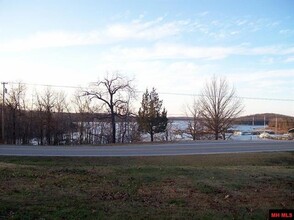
left=236, top=113, right=294, bottom=126
left=170, top=113, right=294, bottom=128
left=168, top=116, right=192, bottom=121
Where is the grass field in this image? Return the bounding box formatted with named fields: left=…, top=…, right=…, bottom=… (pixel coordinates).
left=0, top=152, right=293, bottom=219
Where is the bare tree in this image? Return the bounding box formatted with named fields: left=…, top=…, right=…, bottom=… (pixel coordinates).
left=5, top=83, right=27, bottom=144
left=84, top=73, right=135, bottom=144
left=116, top=100, right=130, bottom=143
left=115, top=97, right=140, bottom=144
left=35, top=87, right=56, bottom=145
left=53, top=91, right=68, bottom=145
left=165, top=120, right=174, bottom=141
left=72, top=90, right=94, bottom=144
left=185, top=99, right=203, bottom=140
left=199, top=76, right=243, bottom=140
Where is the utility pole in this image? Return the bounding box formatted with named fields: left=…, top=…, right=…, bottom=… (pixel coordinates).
left=1, top=82, right=8, bottom=144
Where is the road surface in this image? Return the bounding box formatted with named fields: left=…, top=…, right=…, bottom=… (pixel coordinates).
left=0, top=140, right=293, bottom=157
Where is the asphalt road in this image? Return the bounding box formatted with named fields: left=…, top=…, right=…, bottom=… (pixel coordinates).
left=0, top=140, right=293, bottom=157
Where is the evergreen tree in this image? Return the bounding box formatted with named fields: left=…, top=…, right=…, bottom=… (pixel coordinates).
left=137, top=88, right=168, bottom=142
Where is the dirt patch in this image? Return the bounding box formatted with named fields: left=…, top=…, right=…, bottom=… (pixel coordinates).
left=0, top=162, right=35, bottom=169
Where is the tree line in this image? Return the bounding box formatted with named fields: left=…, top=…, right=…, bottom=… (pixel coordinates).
left=0, top=73, right=244, bottom=145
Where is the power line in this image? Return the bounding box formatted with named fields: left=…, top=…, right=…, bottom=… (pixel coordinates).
left=8, top=82, right=83, bottom=89
left=137, top=90, right=294, bottom=102
left=155, top=91, right=294, bottom=102
left=6, top=81, right=294, bottom=102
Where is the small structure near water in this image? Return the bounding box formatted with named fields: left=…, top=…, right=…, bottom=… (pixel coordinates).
left=288, top=128, right=294, bottom=138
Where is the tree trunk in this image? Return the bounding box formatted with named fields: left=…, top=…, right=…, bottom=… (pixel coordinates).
left=111, top=107, right=116, bottom=144
left=46, top=112, right=51, bottom=145
left=13, top=111, right=16, bottom=144
left=150, top=127, right=154, bottom=142
left=79, top=122, right=84, bottom=144
left=40, top=126, right=43, bottom=145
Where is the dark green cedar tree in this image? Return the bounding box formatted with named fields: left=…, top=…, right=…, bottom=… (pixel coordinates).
left=137, top=88, right=168, bottom=142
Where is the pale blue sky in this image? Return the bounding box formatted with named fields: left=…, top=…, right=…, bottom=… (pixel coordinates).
left=0, top=0, right=293, bottom=116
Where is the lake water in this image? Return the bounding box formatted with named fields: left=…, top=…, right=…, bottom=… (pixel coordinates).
left=168, top=120, right=269, bottom=141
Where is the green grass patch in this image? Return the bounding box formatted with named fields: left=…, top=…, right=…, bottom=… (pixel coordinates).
left=0, top=152, right=293, bottom=219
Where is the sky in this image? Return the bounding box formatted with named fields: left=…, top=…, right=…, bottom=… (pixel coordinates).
left=0, top=0, right=294, bottom=116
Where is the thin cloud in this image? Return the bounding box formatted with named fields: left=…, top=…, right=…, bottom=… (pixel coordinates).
left=0, top=31, right=101, bottom=52
left=188, top=16, right=282, bottom=39
left=279, top=29, right=294, bottom=36
left=101, top=43, right=294, bottom=62
left=284, top=56, right=294, bottom=63
left=102, top=43, right=236, bottom=61
left=105, top=19, right=187, bottom=41
left=0, top=18, right=189, bottom=52
left=228, top=69, right=294, bottom=89
left=0, top=15, right=287, bottom=53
